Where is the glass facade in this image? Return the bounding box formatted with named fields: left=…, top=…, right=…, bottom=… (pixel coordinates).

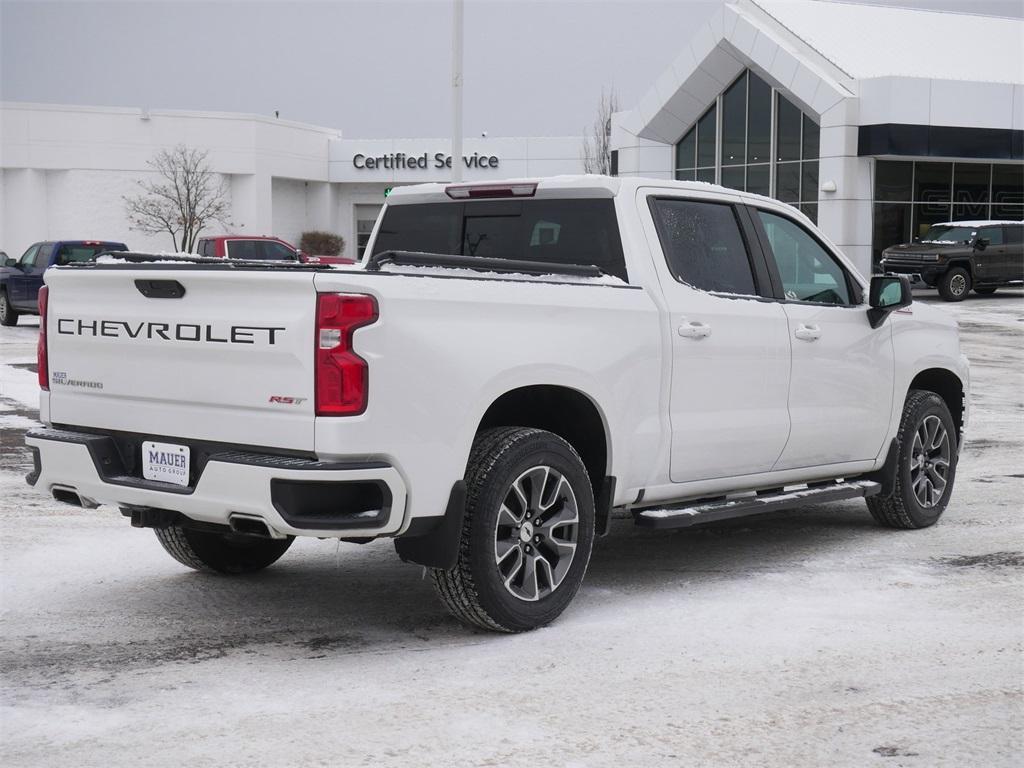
left=872, top=161, right=1024, bottom=266
left=675, top=69, right=819, bottom=222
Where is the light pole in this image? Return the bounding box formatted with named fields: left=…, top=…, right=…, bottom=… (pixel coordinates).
left=451, top=0, right=464, bottom=182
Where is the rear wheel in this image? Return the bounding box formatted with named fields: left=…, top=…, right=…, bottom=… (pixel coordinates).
left=0, top=291, right=18, bottom=326
left=154, top=524, right=293, bottom=574
left=938, top=267, right=971, bottom=301
left=431, top=427, right=595, bottom=632
left=974, top=286, right=997, bottom=295
left=867, top=390, right=957, bottom=529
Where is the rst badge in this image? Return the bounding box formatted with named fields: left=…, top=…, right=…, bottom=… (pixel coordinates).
left=269, top=396, right=307, bottom=406
left=142, top=441, right=190, bottom=487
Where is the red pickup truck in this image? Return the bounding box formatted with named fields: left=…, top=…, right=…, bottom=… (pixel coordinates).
left=195, top=235, right=352, bottom=265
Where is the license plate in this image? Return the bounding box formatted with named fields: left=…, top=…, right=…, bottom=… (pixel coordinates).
left=142, top=441, right=190, bottom=487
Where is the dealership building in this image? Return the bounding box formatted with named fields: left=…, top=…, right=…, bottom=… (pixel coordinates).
left=611, top=0, right=1023, bottom=276
left=2, top=0, right=1021, bottom=275
left=0, top=103, right=583, bottom=260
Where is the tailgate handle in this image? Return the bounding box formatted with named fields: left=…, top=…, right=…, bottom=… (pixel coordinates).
left=135, top=279, right=186, bottom=299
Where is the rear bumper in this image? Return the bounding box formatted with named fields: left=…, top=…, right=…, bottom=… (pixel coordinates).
left=25, top=427, right=408, bottom=538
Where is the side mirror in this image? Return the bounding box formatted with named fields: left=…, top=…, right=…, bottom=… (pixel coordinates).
left=973, top=237, right=989, bottom=250
left=3, top=257, right=17, bottom=268
left=868, top=274, right=912, bottom=328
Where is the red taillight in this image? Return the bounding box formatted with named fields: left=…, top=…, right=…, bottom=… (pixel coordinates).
left=315, top=293, right=378, bottom=416
left=37, top=286, right=49, bottom=390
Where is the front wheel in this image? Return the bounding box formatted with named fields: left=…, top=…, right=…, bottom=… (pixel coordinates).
left=154, top=524, right=293, bottom=574
left=867, top=390, right=958, bottom=529
left=431, top=427, right=595, bottom=632
left=938, top=267, right=971, bottom=301
left=0, top=291, right=18, bottom=326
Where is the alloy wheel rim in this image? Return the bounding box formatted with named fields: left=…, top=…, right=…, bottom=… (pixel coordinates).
left=950, top=274, right=966, bottom=295
left=493, top=465, right=579, bottom=602
left=910, top=415, right=951, bottom=508
left=0, top=294, right=6, bottom=321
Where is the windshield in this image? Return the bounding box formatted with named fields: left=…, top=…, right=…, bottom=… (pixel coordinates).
left=920, top=225, right=977, bottom=244
left=372, top=199, right=628, bottom=281
left=55, top=243, right=126, bottom=265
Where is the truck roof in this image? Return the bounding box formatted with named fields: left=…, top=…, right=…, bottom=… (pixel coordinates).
left=384, top=175, right=799, bottom=213
left=934, top=220, right=1023, bottom=227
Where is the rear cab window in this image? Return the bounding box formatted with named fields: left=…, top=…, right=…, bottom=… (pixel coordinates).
left=372, top=198, right=628, bottom=282
left=54, top=242, right=125, bottom=266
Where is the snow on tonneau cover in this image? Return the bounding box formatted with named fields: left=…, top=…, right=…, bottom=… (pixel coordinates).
left=43, top=257, right=322, bottom=451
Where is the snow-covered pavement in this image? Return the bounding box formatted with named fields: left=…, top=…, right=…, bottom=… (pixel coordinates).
left=1, top=293, right=1021, bottom=767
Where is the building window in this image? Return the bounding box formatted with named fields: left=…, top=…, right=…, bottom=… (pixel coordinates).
left=674, top=69, right=818, bottom=222
left=775, top=100, right=819, bottom=223
left=871, top=161, right=1024, bottom=267
left=355, top=204, right=383, bottom=259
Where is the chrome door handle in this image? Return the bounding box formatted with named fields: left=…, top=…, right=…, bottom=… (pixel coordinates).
left=794, top=323, right=821, bottom=341
left=678, top=320, right=712, bottom=339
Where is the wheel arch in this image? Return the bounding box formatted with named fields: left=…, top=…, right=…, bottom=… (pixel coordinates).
left=909, top=368, right=965, bottom=446
left=944, top=259, right=973, bottom=277
left=476, top=384, right=611, bottom=501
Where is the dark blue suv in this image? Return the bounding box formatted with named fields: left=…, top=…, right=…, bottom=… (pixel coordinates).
left=1, top=240, right=127, bottom=325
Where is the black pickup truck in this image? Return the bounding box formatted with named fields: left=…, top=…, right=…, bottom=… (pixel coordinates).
left=880, top=220, right=1023, bottom=301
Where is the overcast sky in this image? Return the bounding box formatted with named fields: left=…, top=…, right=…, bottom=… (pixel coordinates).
left=2, top=0, right=1021, bottom=138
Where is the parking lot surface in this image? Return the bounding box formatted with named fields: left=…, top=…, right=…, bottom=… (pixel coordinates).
left=1, top=291, right=1022, bottom=767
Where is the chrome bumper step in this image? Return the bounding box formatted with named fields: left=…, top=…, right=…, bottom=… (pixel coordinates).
left=633, top=479, right=882, bottom=530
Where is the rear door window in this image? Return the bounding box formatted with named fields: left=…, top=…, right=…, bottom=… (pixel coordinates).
left=372, top=199, right=628, bottom=281
left=35, top=243, right=55, bottom=269
left=226, top=240, right=258, bottom=260
left=1004, top=225, right=1023, bottom=245
left=648, top=198, right=758, bottom=296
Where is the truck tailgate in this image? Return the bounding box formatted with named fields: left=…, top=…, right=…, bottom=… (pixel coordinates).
left=43, top=266, right=318, bottom=451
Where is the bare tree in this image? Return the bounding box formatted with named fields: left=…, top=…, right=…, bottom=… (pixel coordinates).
left=582, top=88, right=619, bottom=175
left=124, top=145, right=231, bottom=252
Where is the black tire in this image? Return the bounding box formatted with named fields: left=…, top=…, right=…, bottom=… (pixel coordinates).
left=431, top=427, right=596, bottom=633
left=974, top=286, right=997, bottom=295
left=0, top=290, right=18, bottom=326
left=154, top=524, right=293, bottom=574
left=867, top=389, right=958, bottom=529
left=938, top=267, right=971, bottom=301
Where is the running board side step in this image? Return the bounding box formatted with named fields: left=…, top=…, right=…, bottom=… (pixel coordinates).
left=633, top=479, right=882, bottom=530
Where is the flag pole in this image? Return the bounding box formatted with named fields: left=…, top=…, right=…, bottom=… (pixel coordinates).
left=451, top=0, right=464, bottom=182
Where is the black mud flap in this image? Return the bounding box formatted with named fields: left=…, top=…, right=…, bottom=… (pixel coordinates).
left=862, top=438, right=899, bottom=498
left=596, top=476, right=616, bottom=536
left=394, top=481, right=467, bottom=570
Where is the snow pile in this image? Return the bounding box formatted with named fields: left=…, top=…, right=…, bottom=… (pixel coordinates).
left=379, top=263, right=628, bottom=286
left=95, top=253, right=196, bottom=265
left=0, top=362, right=40, bottom=410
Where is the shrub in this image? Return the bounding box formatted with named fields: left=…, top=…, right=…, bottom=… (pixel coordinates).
left=299, top=231, right=344, bottom=256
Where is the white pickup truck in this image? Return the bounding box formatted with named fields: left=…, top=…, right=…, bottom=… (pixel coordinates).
left=26, top=176, right=969, bottom=632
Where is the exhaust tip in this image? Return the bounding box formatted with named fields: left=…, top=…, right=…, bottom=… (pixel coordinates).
left=52, top=487, right=83, bottom=507
left=228, top=514, right=278, bottom=538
